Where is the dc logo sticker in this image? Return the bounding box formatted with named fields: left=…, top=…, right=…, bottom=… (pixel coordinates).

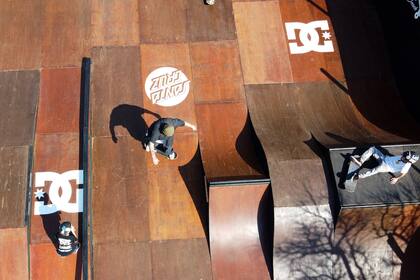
left=33, top=170, right=83, bottom=215
left=145, top=67, right=190, bottom=107
left=285, top=20, right=334, bottom=54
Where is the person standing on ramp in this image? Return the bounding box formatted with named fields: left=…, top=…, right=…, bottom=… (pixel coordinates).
left=144, top=117, right=197, bottom=165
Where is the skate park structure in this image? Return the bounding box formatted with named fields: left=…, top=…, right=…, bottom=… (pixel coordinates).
left=1, top=1, right=419, bottom=280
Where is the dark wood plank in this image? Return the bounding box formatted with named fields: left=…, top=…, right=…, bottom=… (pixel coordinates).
left=190, top=40, right=245, bottom=103
left=91, top=136, right=149, bottom=244
left=233, top=1, right=292, bottom=84
left=41, top=0, right=90, bottom=67
left=0, top=70, right=39, bottom=146
left=195, top=102, right=265, bottom=181
left=0, top=146, right=29, bottom=229
left=37, top=68, right=81, bottom=134
left=0, top=0, right=42, bottom=70
left=91, top=46, right=142, bottom=138
left=209, top=183, right=271, bottom=280
left=94, top=241, right=152, bottom=280
left=139, top=0, right=187, bottom=44
left=187, top=0, right=236, bottom=42
left=0, top=228, right=29, bottom=280
left=151, top=238, right=212, bottom=280
left=91, top=0, right=140, bottom=46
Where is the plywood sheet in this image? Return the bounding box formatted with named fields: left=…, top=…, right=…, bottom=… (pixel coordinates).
left=278, top=0, right=344, bottom=82
left=0, top=70, right=39, bottom=146
left=147, top=133, right=205, bottom=240
left=0, top=146, right=29, bottom=229
left=209, top=184, right=271, bottom=280
left=31, top=133, right=80, bottom=244
left=140, top=43, right=196, bottom=133
left=41, top=0, right=90, bottom=67
left=93, top=241, right=152, bottom=280
left=30, top=243, right=81, bottom=280
left=91, top=0, right=140, bottom=46
left=195, top=102, right=264, bottom=180
left=233, top=1, right=292, bottom=84
left=0, top=0, right=42, bottom=70
left=151, top=238, right=212, bottom=280
left=187, top=0, right=236, bottom=42
left=139, top=0, right=187, bottom=43
left=91, top=47, right=142, bottom=138
left=91, top=136, right=149, bottom=244
left=190, top=40, right=245, bottom=103
left=37, top=68, right=81, bottom=134
left=0, top=228, right=29, bottom=280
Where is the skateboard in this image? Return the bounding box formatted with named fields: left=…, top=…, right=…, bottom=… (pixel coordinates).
left=343, top=157, right=361, bottom=192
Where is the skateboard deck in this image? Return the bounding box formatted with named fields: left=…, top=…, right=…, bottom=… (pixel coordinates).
left=344, top=160, right=359, bottom=192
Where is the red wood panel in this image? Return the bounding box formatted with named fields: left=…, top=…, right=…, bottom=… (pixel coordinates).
left=91, top=0, right=140, bottom=46
left=139, top=0, right=188, bottom=43
left=37, top=68, right=81, bottom=134
left=233, top=1, right=292, bottom=84
left=190, top=40, right=245, bottom=103
left=30, top=243, right=81, bottom=280
left=41, top=0, right=90, bottom=67
left=140, top=43, right=196, bottom=133
left=0, top=228, right=29, bottom=280
left=209, top=183, right=271, bottom=280
left=278, top=0, right=344, bottom=82
left=0, top=0, right=42, bottom=70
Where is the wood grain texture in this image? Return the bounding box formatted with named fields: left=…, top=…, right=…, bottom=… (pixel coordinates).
left=37, top=68, right=81, bottom=134
left=139, top=0, right=187, bottom=44
left=195, top=102, right=264, bottom=181
left=187, top=0, right=236, bottom=42
left=91, top=0, right=140, bottom=46
left=91, top=47, right=142, bottom=138
left=0, top=146, right=29, bottom=229
left=0, top=228, right=29, bottom=280
left=0, top=0, right=42, bottom=70
left=209, top=184, right=271, bottom=280
left=0, top=70, right=39, bottom=147
left=140, top=43, right=196, bottom=133
left=190, top=40, right=245, bottom=103
left=278, top=0, right=344, bottom=82
left=30, top=243, right=81, bottom=280
left=151, top=238, right=212, bottom=280
left=233, top=1, right=292, bottom=84
left=91, top=136, right=149, bottom=244
left=93, top=241, right=152, bottom=280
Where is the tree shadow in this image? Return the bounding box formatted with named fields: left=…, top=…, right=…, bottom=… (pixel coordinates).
left=178, top=147, right=209, bottom=243
left=109, top=104, right=161, bottom=145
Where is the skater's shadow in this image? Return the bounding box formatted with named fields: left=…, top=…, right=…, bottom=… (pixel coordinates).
left=109, top=104, right=160, bottom=145
left=40, top=194, right=61, bottom=249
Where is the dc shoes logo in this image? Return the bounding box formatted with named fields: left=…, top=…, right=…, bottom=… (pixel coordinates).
left=285, top=20, right=334, bottom=54
left=145, top=67, right=190, bottom=107
left=33, top=170, right=83, bottom=215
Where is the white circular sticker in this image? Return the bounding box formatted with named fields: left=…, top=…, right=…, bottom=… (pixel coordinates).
left=145, top=67, right=191, bottom=107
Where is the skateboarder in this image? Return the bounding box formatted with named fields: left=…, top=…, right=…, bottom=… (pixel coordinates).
left=144, top=117, right=197, bottom=165
left=56, top=221, right=80, bottom=257
left=351, top=147, right=419, bottom=184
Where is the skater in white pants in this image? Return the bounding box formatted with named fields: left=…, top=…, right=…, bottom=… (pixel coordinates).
left=351, top=147, right=419, bottom=184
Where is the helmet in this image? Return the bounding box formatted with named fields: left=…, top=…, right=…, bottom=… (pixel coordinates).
left=162, top=125, right=174, bottom=137
left=59, top=221, right=72, bottom=235
left=404, top=151, right=419, bottom=164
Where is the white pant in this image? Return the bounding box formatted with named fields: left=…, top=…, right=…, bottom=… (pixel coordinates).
left=358, top=147, right=391, bottom=179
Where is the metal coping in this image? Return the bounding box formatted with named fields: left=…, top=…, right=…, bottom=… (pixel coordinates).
left=329, top=143, right=420, bottom=152
left=208, top=178, right=271, bottom=187
left=81, top=57, right=91, bottom=280
left=340, top=201, right=420, bottom=210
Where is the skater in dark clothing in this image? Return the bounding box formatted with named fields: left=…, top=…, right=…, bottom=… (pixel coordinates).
left=56, top=221, right=80, bottom=257
left=144, top=117, right=197, bottom=165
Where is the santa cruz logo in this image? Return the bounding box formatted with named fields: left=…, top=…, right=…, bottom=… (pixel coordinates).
left=145, top=67, right=190, bottom=107
left=285, top=20, right=334, bottom=54
left=33, top=170, right=83, bottom=215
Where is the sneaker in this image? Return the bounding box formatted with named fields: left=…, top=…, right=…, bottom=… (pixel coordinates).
left=350, top=155, right=362, bottom=166
left=351, top=173, right=359, bottom=181
left=144, top=143, right=150, bottom=152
